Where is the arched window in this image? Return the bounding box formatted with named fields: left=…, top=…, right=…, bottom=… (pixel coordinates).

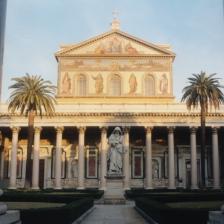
left=77, top=74, right=87, bottom=96
left=145, top=75, right=155, bottom=96
left=110, top=74, right=121, bottom=96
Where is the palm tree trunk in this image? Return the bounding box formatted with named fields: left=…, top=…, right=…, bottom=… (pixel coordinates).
left=25, top=110, right=35, bottom=188
left=200, top=106, right=206, bottom=188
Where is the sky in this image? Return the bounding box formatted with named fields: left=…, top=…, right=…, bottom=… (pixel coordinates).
left=2, top=0, right=224, bottom=102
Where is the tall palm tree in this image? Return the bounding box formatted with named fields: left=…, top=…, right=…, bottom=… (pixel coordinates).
left=8, top=73, right=56, bottom=188
left=181, top=71, right=224, bottom=187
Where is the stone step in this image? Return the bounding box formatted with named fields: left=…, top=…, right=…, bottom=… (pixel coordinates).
left=95, top=196, right=126, bottom=205
left=0, top=210, right=21, bottom=224
left=0, top=202, right=8, bottom=215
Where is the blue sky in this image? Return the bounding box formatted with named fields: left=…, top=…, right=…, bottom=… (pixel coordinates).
left=3, top=0, right=224, bottom=101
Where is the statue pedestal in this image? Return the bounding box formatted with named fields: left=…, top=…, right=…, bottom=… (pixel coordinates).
left=0, top=189, right=21, bottom=224
left=103, top=175, right=126, bottom=204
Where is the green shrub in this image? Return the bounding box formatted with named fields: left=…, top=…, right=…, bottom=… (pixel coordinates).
left=1, top=189, right=103, bottom=202
left=126, top=189, right=224, bottom=202
left=135, top=197, right=216, bottom=224
left=20, top=198, right=93, bottom=224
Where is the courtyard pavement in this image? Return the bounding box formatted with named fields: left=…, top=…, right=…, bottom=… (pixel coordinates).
left=80, top=201, right=149, bottom=224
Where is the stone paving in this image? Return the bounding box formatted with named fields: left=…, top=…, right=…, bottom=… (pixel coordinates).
left=80, top=201, right=148, bottom=224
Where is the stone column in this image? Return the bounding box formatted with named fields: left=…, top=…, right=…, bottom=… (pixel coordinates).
left=0, top=150, right=4, bottom=180
left=55, top=126, right=64, bottom=189
left=9, top=127, right=20, bottom=189
left=168, top=127, right=175, bottom=189
left=100, top=127, right=107, bottom=190
left=212, top=127, right=220, bottom=189
left=77, top=127, right=85, bottom=189
left=32, top=127, right=42, bottom=190
left=123, top=127, right=130, bottom=190
left=190, top=127, right=198, bottom=189
left=145, top=127, right=153, bottom=189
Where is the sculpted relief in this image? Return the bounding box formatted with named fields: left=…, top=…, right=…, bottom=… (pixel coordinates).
left=94, top=37, right=138, bottom=55
left=128, top=74, right=137, bottom=95
left=159, top=74, right=168, bottom=94
left=61, top=72, right=72, bottom=95
left=92, top=74, right=104, bottom=94
left=58, top=72, right=170, bottom=97
left=60, top=58, right=170, bottom=72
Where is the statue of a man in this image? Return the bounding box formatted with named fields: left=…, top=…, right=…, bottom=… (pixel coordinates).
left=61, top=72, right=71, bottom=94
left=107, top=127, right=123, bottom=175
left=128, top=74, right=137, bottom=94
left=92, top=74, right=103, bottom=94
left=160, top=74, right=168, bottom=94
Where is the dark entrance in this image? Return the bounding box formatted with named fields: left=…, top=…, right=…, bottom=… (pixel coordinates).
left=39, top=159, right=45, bottom=189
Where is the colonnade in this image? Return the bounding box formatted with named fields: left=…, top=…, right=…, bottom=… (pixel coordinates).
left=6, top=126, right=221, bottom=190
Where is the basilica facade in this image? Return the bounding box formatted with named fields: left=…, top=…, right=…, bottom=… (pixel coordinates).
left=0, top=19, right=224, bottom=191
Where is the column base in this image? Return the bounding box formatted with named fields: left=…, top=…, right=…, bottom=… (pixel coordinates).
left=54, top=187, right=62, bottom=190
left=213, top=186, right=221, bottom=190
left=123, top=187, right=130, bottom=190
left=8, top=186, right=17, bottom=190
left=191, top=186, right=199, bottom=190
left=31, top=187, right=40, bottom=190
left=145, top=186, right=153, bottom=190
left=77, top=187, right=85, bottom=190
left=99, top=187, right=106, bottom=191
left=168, top=186, right=176, bottom=190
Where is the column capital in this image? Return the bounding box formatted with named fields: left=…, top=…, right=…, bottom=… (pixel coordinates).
left=123, top=126, right=130, bottom=134
left=190, top=126, right=197, bottom=133
left=10, top=126, right=20, bottom=134
left=145, top=126, right=153, bottom=133
left=212, top=127, right=219, bottom=134
left=34, top=127, right=42, bottom=133
left=167, top=126, right=175, bottom=133
left=99, top=126, right=108, bottom=133
left=55, top=126, right=64, bottom=133
left=78, top=126, right=86, bottom=134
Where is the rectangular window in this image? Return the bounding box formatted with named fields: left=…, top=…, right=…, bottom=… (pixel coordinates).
left=86, top=147, right=98, bottom=179
left=132, top=148, right=144, bottom=179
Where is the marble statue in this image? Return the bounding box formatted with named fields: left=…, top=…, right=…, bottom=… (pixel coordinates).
left=61, top=72, right=71, bottom=94
left=0, top=189, right=21, bottom=223
left=92, top=74, right=103, bottom=94
left=71, top=158, right=78, bottom=178
left=159, top=74, right=168, bottom=94
left=128, top=74, right=137, bottom=94
left=107, top=127, right=123, bottom=175
left=152, top=159, right=159, bottom=179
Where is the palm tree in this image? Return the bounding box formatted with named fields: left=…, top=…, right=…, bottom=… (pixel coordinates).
left=8, top=73, right=56, bottom=188
left=181, top=71, right=224, bottom=187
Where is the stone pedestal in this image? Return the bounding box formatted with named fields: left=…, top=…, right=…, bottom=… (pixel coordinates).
left=207, top=211, right=224, bottom=224
left=103, top=176, right=126, bottom=204
left=0, top=189, right=21, bottom=224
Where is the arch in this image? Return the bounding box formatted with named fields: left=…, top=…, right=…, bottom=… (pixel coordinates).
left=109, top=74, right=121, bottom=96
left=77, top=74, right=87, bottom=96
left=145, top=74, right=155, bottom=96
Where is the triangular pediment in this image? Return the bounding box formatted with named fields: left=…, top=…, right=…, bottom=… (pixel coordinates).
left=55, top=30, right=175, bottom=58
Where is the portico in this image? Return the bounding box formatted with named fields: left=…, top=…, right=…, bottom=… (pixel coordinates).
left=0, top=122, right=223, bottom=190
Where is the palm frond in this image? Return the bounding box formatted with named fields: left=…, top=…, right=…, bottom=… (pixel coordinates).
left=181, top=71, right=224, bottom=112
left=8, top=73, right=56, bottom=117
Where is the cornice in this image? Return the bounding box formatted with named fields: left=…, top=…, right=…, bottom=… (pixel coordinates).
left=1, top=112, right=223, bottom=118
left=57, top=54, right=175, bottom=59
